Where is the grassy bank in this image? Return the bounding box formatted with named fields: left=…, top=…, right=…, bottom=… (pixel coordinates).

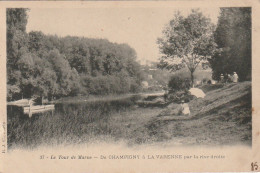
left=134, top=81, right=252, bottom=146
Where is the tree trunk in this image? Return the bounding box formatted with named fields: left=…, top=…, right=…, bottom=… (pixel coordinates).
left=190, top=71, right=194, bottom=87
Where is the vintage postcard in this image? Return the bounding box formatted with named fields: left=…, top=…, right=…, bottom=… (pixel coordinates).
left=0, top=0, right=259, bottom=172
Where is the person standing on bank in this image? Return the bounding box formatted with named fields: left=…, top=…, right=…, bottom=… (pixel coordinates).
left=233, top=72, right=239, bottom=83
left=227, top=74, right=232, bottom=83
left=220, top=74, right=224, bottom=83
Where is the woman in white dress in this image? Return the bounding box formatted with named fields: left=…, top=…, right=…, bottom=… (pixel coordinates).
left=233, top=72, right=238, bottom=83
left=181, top=100, right=190, bottom=116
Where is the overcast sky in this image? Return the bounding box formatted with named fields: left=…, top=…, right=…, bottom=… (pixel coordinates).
left=26, top=7, right=220, bottom=64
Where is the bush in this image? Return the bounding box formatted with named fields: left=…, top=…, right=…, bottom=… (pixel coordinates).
left=167, top=90, right=195, bottom=103
left=168, top=76, right=191, bottom=93
left=202, top=78, right=208, bottom=84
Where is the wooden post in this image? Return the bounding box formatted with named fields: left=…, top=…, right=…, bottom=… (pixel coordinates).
left=29, top=99, right=33, bottom=118
left=29, top=105, right=32, bottom=118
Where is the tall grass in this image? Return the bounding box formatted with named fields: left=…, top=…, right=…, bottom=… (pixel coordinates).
left=7, top=96, right=143, bottom=149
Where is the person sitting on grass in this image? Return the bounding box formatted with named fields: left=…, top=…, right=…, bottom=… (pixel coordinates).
left=181, top=100, right=190, bottom=116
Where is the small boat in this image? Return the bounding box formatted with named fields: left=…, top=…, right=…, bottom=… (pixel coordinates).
left=8, top=99, right=55, bottom=117
left=7, top=99, right=33, bottom=107
left=24, top=105, right=55, bottom=116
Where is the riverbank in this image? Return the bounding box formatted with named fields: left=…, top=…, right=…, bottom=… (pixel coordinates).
left=133, top=81, right=252, bottom=146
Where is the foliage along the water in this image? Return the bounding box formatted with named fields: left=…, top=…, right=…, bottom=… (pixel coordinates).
left=7, top=8, right=144, bottom=101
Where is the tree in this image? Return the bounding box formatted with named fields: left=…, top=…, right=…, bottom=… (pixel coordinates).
left=209, top=8, right=251, bottom=81
left=28, top=31, right=46, bottom=54
left=46, top=49, right=80, bottom=96
left=7, top=8, right=29, bottom=71
left=7, top=8, right=29, bottom=100
left=6, top=8, right=144, bottom=99
left=157, top=9, right=216, bottom=85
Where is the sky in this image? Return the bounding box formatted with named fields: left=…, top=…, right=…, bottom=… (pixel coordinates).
left=26, top=7, right=220, bottom=64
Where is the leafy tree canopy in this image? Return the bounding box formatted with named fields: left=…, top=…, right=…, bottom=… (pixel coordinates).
left=209, top=7, right=251, bottom=81
left=157, top=9, right=216, bottom=85
left=6, top=8, right=144, bottom=101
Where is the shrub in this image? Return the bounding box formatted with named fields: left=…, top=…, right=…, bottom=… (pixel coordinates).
left=168, top=76, right=191, bottom=93
left=167, top=90, right=195, bottom=103
left=202, top=78, right=208, bottom=84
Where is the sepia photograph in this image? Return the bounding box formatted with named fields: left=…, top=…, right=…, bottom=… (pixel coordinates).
left=6, top=7, right=252, bottom=149
left=1, top=1, right=259, bottom=172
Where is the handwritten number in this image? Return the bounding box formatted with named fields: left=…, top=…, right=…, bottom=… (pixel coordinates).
left=251, top=162, right=258, bottom=171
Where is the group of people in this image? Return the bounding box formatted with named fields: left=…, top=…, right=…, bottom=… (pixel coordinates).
left=220, top=72, right=239, bottom=83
